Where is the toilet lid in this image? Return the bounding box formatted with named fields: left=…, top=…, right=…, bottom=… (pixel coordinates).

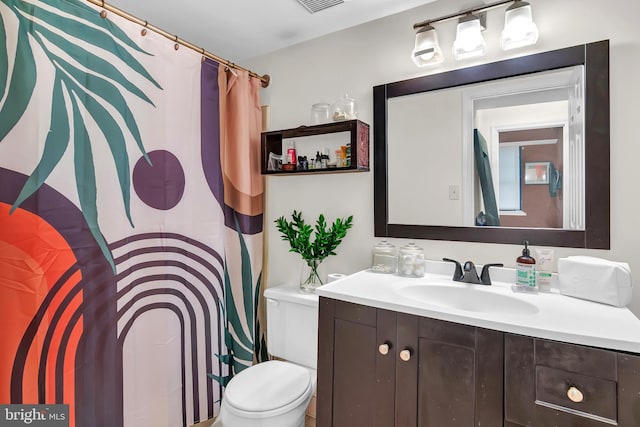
left=224, top=360, right=312, bottom=413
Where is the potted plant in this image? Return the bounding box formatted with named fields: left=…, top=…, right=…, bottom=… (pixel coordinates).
left=275, top=210, right=353, bottom=293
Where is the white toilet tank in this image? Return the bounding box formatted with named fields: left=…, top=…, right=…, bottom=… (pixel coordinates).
left=264, top=285, right=319, bottom=369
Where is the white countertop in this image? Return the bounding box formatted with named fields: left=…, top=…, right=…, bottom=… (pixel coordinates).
left=316, top=267, right=640, bottom=353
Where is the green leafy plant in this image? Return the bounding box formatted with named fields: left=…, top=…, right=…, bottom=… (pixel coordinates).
left=275, top=210, right=353, bottom=285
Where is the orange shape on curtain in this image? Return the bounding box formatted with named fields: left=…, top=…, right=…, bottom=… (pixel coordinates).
left=0, top=202, right=78, bottom=409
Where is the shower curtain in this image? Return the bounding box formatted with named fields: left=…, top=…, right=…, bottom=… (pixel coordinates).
left=0, top=0, right=264, bottom=426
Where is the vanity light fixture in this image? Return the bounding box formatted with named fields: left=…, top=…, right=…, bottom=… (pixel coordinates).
left=501, top=0, right=539, bottom=50
left=412, top=0, right=539, bottom=66
left=411, top=24, right=444, bottom=66
left=453, top=14, right=486, bottom=60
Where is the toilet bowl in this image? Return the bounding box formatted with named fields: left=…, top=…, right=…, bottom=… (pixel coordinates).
left=213, top=285, right=319, bottom=427
left=215, top=360, right=316, bottom=427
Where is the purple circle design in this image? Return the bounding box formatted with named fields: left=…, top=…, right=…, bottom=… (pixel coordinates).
left=133, top=150, right=185, bottom=210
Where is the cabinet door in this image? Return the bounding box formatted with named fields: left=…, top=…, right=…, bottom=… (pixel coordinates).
left=396, top=314, right=503, bottom=427
left=317, top=298, right=396, bottom=427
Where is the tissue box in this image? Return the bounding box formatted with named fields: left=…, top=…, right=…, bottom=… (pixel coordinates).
left=558, top=256, right=632, bottom=307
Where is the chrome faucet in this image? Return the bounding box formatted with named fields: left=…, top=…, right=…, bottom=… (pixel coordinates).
left=442, top=258, right=503, bottom=285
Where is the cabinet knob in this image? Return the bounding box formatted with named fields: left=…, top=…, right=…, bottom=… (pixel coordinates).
left=567, top=386, right=584, bottom=403
left=399, top=349, right=412, bottom=362
left=378, top=343, right=391, bottom=355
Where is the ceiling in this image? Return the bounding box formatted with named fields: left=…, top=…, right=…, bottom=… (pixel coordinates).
left=105, top=0, right=440, bottom=62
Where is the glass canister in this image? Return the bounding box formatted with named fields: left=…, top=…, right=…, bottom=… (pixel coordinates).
left=398, top=242, right=425, bottom=277
left=332, top=94, right=357, bottom=121
left=310, top=102, right=330, bottom=124
left=371, top=240, right=397, bottom=274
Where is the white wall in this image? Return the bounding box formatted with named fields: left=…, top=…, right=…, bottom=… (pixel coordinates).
left=387, top=88, right=464, bottom=226
left=244, top=0, right=640, bottom=316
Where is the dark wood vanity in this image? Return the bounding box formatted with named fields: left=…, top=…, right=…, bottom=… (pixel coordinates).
left=316, top=297, right=640, bottom=427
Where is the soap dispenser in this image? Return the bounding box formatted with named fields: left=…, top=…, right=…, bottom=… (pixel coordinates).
left=514, top=240, right=537, bottom=292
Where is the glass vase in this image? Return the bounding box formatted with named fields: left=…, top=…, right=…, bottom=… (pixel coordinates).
left=300, top=258, right=325, bottom=293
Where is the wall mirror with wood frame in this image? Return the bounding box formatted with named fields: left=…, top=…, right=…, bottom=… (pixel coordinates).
left=373, top=40, right=609, bottom=248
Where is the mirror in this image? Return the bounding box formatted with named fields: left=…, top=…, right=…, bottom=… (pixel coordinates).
left=386, top=65, right=583, bottom=229
left=373, top=41, right=609, bottom=248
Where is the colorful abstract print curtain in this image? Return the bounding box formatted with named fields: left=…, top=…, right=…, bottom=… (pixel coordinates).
left=0, top=0, right=264, bottom=426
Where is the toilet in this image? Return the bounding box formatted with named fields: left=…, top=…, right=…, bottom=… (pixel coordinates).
left=213, top=285, right=319, bottom=427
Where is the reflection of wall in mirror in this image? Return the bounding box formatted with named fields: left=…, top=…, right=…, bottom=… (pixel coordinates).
left=388, top=88, right=464, bottom=226
left=474, top=101, right=567, bottom=228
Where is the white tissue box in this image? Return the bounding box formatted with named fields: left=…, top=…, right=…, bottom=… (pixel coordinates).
left=557, top=256, right=632, bottom=307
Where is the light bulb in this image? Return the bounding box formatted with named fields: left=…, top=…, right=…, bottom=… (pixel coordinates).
left=411, top=25, right=443, bottom=66
left=501, top=1, right=539, bottom=50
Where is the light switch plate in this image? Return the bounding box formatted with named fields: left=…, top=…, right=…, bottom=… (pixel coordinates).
left=449, top=185, right=460, bottom=200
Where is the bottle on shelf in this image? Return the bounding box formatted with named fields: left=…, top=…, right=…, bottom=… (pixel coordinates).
left=287, top=140, right=297, bottom=166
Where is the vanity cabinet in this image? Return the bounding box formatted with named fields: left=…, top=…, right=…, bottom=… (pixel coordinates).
left=316, top=297, right=503, bottom=427
left=504, top=334, right=640, bottom=427
left=317, top=298, right=640, bottom=427
left=317, top=297, right=396, bottom=426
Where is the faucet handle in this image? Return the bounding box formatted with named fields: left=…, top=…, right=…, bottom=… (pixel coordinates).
left=480, top=263, right=504, bottom=285
left=442, top=258, right=463, bottom=281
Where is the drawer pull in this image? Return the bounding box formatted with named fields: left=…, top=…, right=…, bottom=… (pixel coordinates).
left=400, top=349, right=412, bottom=362
left=378, top=343, right=391, bottom=355
left=567, top=386, right=584, bottom=403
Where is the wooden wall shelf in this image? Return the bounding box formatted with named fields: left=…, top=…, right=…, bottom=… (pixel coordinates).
left=261, top=119, right=370, bottom=175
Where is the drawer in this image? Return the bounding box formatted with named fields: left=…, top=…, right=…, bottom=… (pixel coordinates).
left=535, top=339, right=616, bottom=380
left=535, top=365, right=617, bottom=423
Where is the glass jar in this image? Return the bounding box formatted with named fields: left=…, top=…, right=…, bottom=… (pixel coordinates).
left=398, top=242, right=425, bottom=277
left=371, top=240, right=397, bottom=274
left=310, top=103, right=330, bottom=125
left=332, top=94, right=357, bottom=121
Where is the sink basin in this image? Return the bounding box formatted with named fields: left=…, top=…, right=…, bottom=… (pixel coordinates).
left=397, top=284, right=539, bottom=315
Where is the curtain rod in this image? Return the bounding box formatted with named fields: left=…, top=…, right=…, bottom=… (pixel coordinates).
left=85, top=0, right=271, bottom=88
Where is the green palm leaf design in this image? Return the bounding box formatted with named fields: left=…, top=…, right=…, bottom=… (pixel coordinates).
left=0, top=13, right=8, bottom=102
left=70, top=93, right=115, bottom=273
left=209, top=214, right=264, bottom=387
left=0, top=22, right=36, bottom=141
left=11, top=75, right=70, bottom=210
left=253, top=272, right=268, bottom=363
left=0, top=0, right=162, bottom=272
left=36, top=0, right=152, bottom=56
